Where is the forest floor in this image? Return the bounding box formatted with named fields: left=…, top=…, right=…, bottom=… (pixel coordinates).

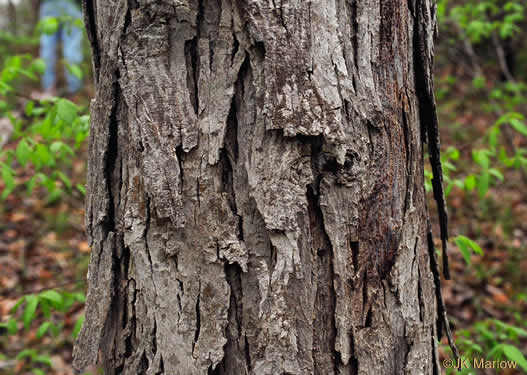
left=431, top=60, right=527, bottom=373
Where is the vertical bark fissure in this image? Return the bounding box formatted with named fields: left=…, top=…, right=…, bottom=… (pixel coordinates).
left=214, top=261, right=246, bottom=375
left=304, top=136, right=341, bottom=374
left=413, top=236, right=425, bottom=323
left=401, top=106, right=413, bottom=222
left=350, top=0, right=359, bottom=74
left=192, top=280, right=202, bottom=356
left=213, top=52, right=250, bottom=371
left=81, top=0, right=101, bottom=80
left=185, top=37, right=200, bottom=116
left=350, top=241, right=359, bottom=274
left=417, top=266, right=424, bottom=323
left=176, top=145, right=185, bottom=195
left=104, top=80, right=120, bottom=233
left=231, top=31, right=239, bottom=66
left=156, top=356, right=165, bottom=375
left=272, top=0, right=289, bottom=37
left=361, top=269, right=371, bottom=328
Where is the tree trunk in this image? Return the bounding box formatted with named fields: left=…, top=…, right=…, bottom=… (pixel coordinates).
left=74, top=0, right=452, bottom=374
left=7, top=0, right=16, bottom=35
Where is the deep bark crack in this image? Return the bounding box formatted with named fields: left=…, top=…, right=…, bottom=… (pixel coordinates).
left=304, top=135, right=341, bottom=374
left=192, top=280, right=202, bottom=356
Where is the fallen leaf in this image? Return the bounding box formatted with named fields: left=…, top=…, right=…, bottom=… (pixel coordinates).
left=10, top=212, right=27, bottom=223
left=78, top=241, right=90, bottom=253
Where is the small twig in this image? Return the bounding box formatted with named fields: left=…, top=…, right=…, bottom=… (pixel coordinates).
left=491, top=32, right=515, bottom=83
left=447, top=21, right=484, bottom=77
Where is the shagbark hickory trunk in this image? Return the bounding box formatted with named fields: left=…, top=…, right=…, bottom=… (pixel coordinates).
left=74, top=0, right=454, bottom=374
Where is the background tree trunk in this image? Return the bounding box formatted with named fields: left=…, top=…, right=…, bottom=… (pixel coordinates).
left=74, top=0, right=450, bottom=374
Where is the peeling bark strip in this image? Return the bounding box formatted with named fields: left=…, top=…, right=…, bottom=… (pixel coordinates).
left=411, top=0, right=451, bottom=280
left=75, top=0, right=452, bottom=374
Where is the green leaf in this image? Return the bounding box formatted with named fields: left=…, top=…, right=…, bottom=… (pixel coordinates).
left=32, top=369, right=46, bottom=375
left=445, top=181, right=453, bottom=197
left=489, top=168, right=504, bottom=182
left=73, top=314, right=84, bottom=338
left=19, top=68, right=37, bottom=81
left=50, top=141, right=64, bottom=154
left=15, top=138, right=32, bottom=167
left=0, top=81, right=12, bottom=95
left=23, top=295, right=39, bottom=330
left=25, top=100, right=35, bottom=116
left=72, top=18, right=84, bottom=29
left=472, top=75, right=486, bottom=89
left=496, top=112, right=523, bottom=125
left=47, top=188, right=64, bottom=203
left=36, top=321, right=51, bottom=339
left=7, top=317, right=17, bottom=335
left=34, top=355, right=52, bottom=367
left=478, top=172, right=490, bottom=199
left=10, top=296, right=25, bottom=313
left=464, top=175, right=477, bottom=192
left=39, top=298, right=51, bottom=318
left=16, top=348, right=36, bottom=360
left=488, top=344, right=504, bottom=360
left=33, top=144, right=51, bottom=168
left=38, top=17, right=59, bottom=35
left=473, top=149, right=490, bottom=169
left=454, top=235, right=483, bottom=265
left=499, top=147, right=514, bottom=167
left=488, top=125, right=500, bottom=151
left=500, top=22, right=518, bottom=39
left=55, top=99, right=78, bottom=124
left=456, top=237, right=472, bottom=265
left=502, top=345, right=527, bottom=371
left=56, top=171, right=72, bottom=190
left=463, top=235, right=483, bottom=255
left=49, top=322, right=60, bottom=336
left=41, top=174, right=56, bottom=192
left=31, top=58, right=46, bottom=75
left=1, top=163, right=15, bottom=199
left=510, top=118, right=527, bottom=136
left=76, top=183, right=86, bottom=195
left=73, top=292, right=86, bottom=302
left=26, top=175, right=37, bottom=195
left=61, top=292, right=75, bottom=312
left=446, top=146, right=460, bottom=161
left=443, top=161, right=457, bottom=171
left=494, top=320, right=527, bottom=337
left=453, top=179, right=464, bottom=190
left=66, top=63, right=83, bottom=79
left=39, top=289, right=63, bottom=307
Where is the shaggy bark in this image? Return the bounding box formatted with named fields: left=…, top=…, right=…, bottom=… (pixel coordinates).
left=74, top=0, right=454, bottom=374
